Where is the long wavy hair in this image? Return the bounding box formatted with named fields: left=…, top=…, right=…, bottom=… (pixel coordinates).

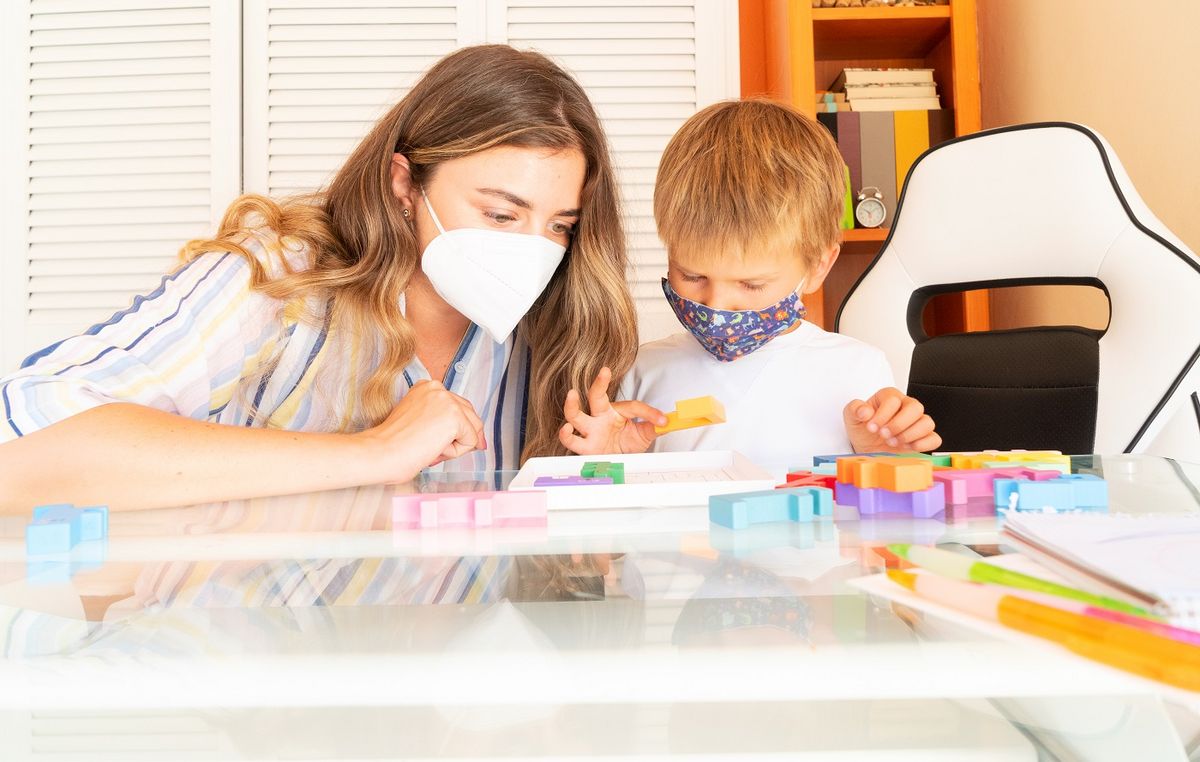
left=181, top=45, right=638, bottom=461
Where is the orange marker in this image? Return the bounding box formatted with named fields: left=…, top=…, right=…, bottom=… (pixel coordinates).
left=888, top=569, right=1200, bottom=691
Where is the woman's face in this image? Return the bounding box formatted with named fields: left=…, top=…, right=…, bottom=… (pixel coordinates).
left=396, top=145, right=587, bottom=254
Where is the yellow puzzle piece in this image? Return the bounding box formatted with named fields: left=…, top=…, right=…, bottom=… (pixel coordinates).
left=654, top=396, right=727, bottom=435
left=947, top=450, right=1070, bottom=470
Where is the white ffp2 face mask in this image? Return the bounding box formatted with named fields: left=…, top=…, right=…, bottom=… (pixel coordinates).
left=419, top=190, right=567, bottom=343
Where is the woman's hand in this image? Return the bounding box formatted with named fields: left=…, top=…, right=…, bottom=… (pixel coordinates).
left=843, top=387, right=941, bottom=454
left=358, top=380, right=486, bottom=481
left=558, top=367, right=665, bottom=456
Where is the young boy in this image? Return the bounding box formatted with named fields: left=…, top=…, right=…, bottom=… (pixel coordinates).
left=560, top=99, right=940, bottom=467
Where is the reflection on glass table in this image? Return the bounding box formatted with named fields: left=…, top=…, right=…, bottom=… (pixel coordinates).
left=0, top=455, right=1196, bottom=760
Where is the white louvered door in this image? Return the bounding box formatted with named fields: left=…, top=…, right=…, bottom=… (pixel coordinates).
left=2, top=1, right=738, bottom=372
left=242, top=0, right=486, bottom=198
left=1, top=0, right=241, bottom=371
left=488, top=0, right=740, bottom=342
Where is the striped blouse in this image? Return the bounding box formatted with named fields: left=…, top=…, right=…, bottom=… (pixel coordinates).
left=0, top=556, right=514, bottom=658
left=0, top=484, right=517, bottom=658
left=0, top=237, right=531, bottom=471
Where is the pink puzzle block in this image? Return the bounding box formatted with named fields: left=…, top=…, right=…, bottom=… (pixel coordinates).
left=392, top=490, right=547, bottom=529
left=933, top=467, right=1060, bottom=504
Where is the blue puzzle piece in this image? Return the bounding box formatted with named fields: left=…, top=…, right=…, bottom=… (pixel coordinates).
left=33, top=504, right=108, bottom=541
left=1054, top=474, right=1109, bottom=505
left=994, top=474, right=1107, bottom=512
left=709, top=487, right=833, bottom=530
left=812, top=452, right=890, bottom=466
left=25, top=518, right=78, bottom=556
left=26, top=504, right=109, bottom=555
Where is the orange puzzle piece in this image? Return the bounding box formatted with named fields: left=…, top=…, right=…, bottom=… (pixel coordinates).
left=836, top=456, right=879, bottom=486
left=836, top=456, right=933, bottom=493
left=654, top=396, right=726, bottom=435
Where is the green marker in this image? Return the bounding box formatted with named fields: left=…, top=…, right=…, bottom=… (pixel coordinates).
left=888, top=543, right=1155, bottom=619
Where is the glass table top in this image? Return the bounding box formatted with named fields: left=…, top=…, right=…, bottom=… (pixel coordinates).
left=0, top=454, right=1197, bottom=760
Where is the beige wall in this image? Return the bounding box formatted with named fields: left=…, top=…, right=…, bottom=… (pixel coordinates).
left=977, top=0, right=1200, bottom=329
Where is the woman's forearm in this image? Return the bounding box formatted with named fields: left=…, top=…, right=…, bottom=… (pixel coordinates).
left=0, top=403, right=396, bottom=514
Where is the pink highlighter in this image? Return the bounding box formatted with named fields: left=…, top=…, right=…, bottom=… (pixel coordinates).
left=951, top=576, right=1200, bottom=647
left=1082, top=606, right=1200, bottom=647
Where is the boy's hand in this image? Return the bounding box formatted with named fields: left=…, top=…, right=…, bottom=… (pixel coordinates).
left=843, top=387, right=941, bottom=454
left=558, top=367, right=666, bottom=455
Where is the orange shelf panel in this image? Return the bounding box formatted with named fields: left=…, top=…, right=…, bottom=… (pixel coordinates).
left=811, top=6, right=951, bottom=22
left=840, top=227, right=889, bottom=244
left=813, top=7, right=951, bottom=59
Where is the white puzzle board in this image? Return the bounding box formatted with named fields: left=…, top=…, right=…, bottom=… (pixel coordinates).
left=508, top=450, right=775, bottom=510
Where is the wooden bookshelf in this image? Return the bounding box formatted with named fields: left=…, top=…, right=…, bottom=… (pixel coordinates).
left=740, top=0, right=988, bottom=333
left=841, top=227, right=889, bottom=244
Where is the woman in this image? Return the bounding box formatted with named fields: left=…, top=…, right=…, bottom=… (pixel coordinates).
left=0, top=45, right=639, bottom=512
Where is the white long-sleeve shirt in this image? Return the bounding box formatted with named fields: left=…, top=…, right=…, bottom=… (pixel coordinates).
left=621, top=322, right=895, bottom=471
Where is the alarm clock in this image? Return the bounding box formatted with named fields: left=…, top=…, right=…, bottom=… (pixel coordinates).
left=855, top=186, right=887, bottom=228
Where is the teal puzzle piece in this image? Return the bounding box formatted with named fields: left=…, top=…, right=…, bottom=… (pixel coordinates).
left=709, top=487, right=833, bottom=530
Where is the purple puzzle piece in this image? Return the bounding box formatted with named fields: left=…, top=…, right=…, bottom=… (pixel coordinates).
left=533, top=476, right=614, bottom=487
left=836, top=481, right=946, bottom=518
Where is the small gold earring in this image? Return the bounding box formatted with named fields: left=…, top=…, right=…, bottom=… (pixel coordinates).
left=402, top=208, right=411, bottom=219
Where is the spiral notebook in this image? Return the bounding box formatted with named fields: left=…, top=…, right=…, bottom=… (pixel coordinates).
left=1001, top=513, right=1200, bottom=628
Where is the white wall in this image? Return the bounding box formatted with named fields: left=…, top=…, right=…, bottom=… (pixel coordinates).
left=978, top=0, right=1200, bottom=329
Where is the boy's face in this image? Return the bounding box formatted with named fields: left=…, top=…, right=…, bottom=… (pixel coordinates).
left=667, top=244, right=839, bottom=312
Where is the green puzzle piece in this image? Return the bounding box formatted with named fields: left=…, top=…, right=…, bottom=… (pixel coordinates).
left=581, top=461, right=625, bottom=484
left=893, top=452, right=952, bottom=467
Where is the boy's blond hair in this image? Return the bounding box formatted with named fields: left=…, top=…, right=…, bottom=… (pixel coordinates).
left=654, top=99, right=844, bottom=270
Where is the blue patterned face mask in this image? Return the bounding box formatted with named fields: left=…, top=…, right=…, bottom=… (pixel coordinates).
left=663, top=278, right=807, bottom=362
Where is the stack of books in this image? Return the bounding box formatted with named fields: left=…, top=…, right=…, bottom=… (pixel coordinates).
left=834, top=67, right=941, bottom=112
left=816, top=107, right=955, bottom=228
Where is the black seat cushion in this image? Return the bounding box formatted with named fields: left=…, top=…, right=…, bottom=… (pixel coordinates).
left=907, top=326, right=1100, bottom=453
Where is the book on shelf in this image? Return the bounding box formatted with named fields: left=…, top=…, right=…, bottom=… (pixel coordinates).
left=816, top=109, right=955, bottom=229
left=815, top=91, right=849, bottom=113
left=849, top=97, right=942, bottom=112
left=832, top=67, right=935, bottom=90
left=893, top=110, right=929, bottom=190
left=836, top=111, right=862, bottom=195
left=858, top=112, right=897, bottom=227
left=844, top=83, right=938, bottom=100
